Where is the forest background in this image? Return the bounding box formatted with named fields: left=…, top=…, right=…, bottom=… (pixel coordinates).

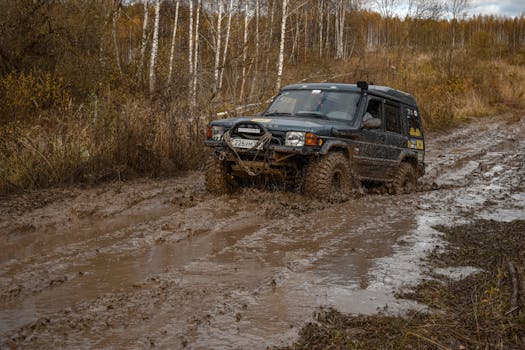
left=1, top=0, right=524, bottom=194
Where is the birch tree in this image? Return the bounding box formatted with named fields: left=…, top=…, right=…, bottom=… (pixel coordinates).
left=213, top=0, right=223, bottom=94
left=249, top=0, right=260, bottom=98
left=335, top=0, right=345, bottom=59
left=447, top=0, right=470, bottom=48
left=188, top=0, right=194, bottom=94
left=275, top=0, right=288, bottom=91
left=317, top=1, right=324, bottom=57
left=191, top=0, right=202, bottom=107
left=239, top=0, right=250, bottom=103
left=264, top=0, right=276, bottom=74
left=137, top=0, right=150, bottom=79
left=167, top=0, right=180, bottom=85
left=374, top=0, right=398, bottom=18
left=149, top=0, right=161, bottom=94
left=219, top=0, right=233, bottom=90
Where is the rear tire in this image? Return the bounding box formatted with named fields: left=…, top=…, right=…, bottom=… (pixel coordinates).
left=304, top=152, right=360, bottom=201
left=391, top=162, right=417, bottom=194
left=205, top=155, right=236, bottom=194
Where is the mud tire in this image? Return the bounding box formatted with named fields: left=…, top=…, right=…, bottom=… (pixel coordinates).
left=391, top=162, right=417, bottom=195
left=205, top=155, right=235, bottom=194
left=304, top=152, right=359, bottom=201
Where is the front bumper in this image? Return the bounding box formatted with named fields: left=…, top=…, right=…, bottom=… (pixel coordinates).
left=205, top=140, right=320, bottom=177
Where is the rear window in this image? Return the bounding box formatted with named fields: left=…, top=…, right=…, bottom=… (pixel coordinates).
left=384, top=102, right=403, bottom=134
left=406, top=107, right=422, bottom=137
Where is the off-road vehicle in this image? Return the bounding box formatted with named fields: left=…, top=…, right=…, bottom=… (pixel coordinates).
left=204, top=81, right=425, bottom=199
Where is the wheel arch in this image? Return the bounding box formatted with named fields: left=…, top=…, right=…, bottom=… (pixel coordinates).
left=319, top=140, right=351, bottom=159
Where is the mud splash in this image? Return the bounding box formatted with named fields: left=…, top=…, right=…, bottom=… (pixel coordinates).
left=1, top=112, right=524, bottom=349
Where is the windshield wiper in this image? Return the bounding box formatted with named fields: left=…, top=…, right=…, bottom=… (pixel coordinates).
left=296, top=111, right=328, bottom=119
left=263, top=112, right=292, bottom=117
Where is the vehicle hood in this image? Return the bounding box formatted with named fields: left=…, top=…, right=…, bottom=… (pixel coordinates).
left=210, top=116, right=355, bottom=135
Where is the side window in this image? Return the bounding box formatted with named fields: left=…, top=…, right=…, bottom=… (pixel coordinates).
left=384, top=101, right=403, bottom=134
left=365, top=99, right=382, bottom=119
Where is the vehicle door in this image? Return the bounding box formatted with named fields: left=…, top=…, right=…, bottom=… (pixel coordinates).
left=353, top=97, right=392, bottom=181
left=383, top=99, right=408, bottom=168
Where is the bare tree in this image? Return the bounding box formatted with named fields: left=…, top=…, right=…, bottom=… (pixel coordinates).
left=264, top=0, right=276, bottom=75
left=374, top=0, right=398, bottom=18
left=335, top=0, right=345, bottom=59
left=192, top=0, right=202, bottom=107
left=239, top=0, right=250, bottom=103
left=447, top=0, right=470, bottom=48
left=249, top=0, right=260, bottom=98
left=149, top=0, right=161, bottom=94
left=219, top=0, right=233, bottom=91
left=275, top=0, right=288, bottom=91
left=137, top=0, right=149, bottom=79
left=213, top=0, right=223, bottom=94
left=167, top=0, right=180, bottom=85
left=407, top=0, right=444, bottom=19
left=316, top=0, right=324, bottom=58
left=188, top=0, right=194, bottom=94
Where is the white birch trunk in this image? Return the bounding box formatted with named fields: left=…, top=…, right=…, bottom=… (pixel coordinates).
left=138, top=0, right=149, bottom=78
left=249, top=0, right=260, bottom=98
left=335, top=0, right=345, bottom=59
left=275, top=0, right=287, bottom=92
left=188, top=0, right=194, bottom=96
left=318, top=1, right=323, bottom=58
left=239, top=0, right=249, bottom=103
left=325, top=5, right=330, bottom=53
left=191, top=0, right=201, bottom=107
left=149, top=0, right=161, bottom=94
left=219, top=0, right=233, bottom=90
left=213, top=0, right=223, bottom=94
left=167, top=0, right=180, bottom=85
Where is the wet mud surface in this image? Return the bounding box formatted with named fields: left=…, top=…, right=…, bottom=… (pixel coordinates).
left=1, top=112, right=524, bottom=349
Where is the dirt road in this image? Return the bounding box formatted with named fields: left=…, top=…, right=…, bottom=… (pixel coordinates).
left=1, top=112, right=524, bottom=349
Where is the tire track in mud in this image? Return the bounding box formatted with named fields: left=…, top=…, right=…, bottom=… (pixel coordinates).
left=1, top=112, right=525, bottom=349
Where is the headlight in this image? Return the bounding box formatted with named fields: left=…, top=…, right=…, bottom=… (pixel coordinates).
left=285, top=131, right=305, bottom=147
left=211, top=126, right=225, bottom=140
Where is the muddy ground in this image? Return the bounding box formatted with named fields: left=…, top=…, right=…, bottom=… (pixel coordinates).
left=1, top=112, right=524, bottom=349
left=279, top=219, right=525, bottom=349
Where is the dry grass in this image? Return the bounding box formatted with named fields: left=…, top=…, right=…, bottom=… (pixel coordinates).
left=0, top=94, right=209, bottom=194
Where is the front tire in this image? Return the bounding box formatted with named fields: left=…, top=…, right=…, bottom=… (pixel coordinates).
left=304, top=152, right=359, bottom=201
left=205, top=155, right=236, bottom=194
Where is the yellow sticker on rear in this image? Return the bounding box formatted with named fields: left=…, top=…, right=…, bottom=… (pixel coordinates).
left=251, top=118, right=271, bottom=122
left=416, top=140, right=424, bottom=150
left=410, top=127, right=422, bottom=137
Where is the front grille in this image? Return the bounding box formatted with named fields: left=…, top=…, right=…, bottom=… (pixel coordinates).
left=269, top=130, right=285, bottom=145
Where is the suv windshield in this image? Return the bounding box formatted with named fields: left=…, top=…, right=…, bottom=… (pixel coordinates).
left=264, top=90, right=361, bottom=121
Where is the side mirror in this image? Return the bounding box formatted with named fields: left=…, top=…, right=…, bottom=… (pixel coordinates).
left=362, top=112, right=382, bottom=129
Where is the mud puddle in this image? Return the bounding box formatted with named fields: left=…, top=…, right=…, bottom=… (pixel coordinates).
left=1, top=112, right=524, bottom=349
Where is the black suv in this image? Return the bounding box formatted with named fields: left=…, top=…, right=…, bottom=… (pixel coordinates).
left=204, top=82, right=425, bottom=199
